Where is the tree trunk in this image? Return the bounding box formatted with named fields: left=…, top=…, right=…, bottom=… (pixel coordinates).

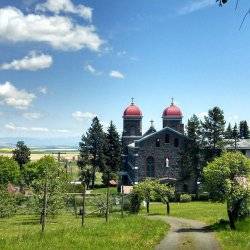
left=121, top=185, right=124, bottom=218
left=146, top=201, right=149, bottom=214
left=91, top=166, right=96, bottom=189
left=81, top=182, right=86, bottom=226
left=166, top=202, right=170, bottom=215
left=227, top=201, right=236, bottom=230
left=41, top=179, right=48, bottom=233
left=105, top=172, right=110, bottom=222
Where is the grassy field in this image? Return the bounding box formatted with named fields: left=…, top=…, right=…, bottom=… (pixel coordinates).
left=141, top=202, right=250, bottom=250
left=0, top=213, right=168, bottom=250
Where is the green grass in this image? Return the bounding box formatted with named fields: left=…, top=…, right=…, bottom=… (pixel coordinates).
left=0, top=213, right=168, bottom=250
left=92, top=187, right=118, bottom=195
left=142, top=202, right=250, bottom=250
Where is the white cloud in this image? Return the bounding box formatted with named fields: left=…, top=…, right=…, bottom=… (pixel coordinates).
left=38, top=86, right=48, bottom=94
left=36, top=0, right=92, bottom=22
left=109, top=70, right=125, bottom=79
left=0, top=82, right=35, bottom=109
left=4, top=123, right=69, bottom=133
left=178, top=0, right=215, bottom=15
left=72, top=111, right=96, bottom=121
left=0, top=6, right=102, bottom=51
left=5, top=123, right=28, bottom=131
left=23, top=112, right=42, bottom=120
left=84, top=64, right=96, bottom=74
left=0, top=51, right=52, bottom=71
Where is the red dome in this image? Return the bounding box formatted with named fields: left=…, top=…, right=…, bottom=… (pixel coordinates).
left=123, top=104, right=142, bottom=117
left=163, top=104, right=182, bottom=117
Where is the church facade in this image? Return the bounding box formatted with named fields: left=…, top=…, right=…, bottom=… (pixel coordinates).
left=121, top=99, right=196, bottom=193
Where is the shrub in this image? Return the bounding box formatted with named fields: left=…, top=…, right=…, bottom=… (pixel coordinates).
left=180, top=194, right=192, bottom=203
left=0, top=186, right=16, bottom=218
left=198, top=192, right=209, bottom=201
left=129, top=190, right=143, bottom=213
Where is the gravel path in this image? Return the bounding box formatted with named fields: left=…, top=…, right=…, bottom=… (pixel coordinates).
left=151, top=216, right=221, bottom=250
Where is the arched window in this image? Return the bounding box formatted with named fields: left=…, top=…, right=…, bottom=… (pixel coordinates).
left=174, top=138, right=179, bottom=147
left=165, top=134, right=170, bottom=143
left=156, top=138, right=160, bottom=147
left=146, top=156, right=155, bottom=177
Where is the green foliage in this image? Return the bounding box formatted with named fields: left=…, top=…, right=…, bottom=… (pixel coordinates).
left=129, top=190, right=143, bottom=213
left=31, top=156, right=68, bottom=217
left=239, top=120, right=249, bottom=139
left=204, top=151, right=250, bottom=228
left=12, top=141, right=30, bottom=171
left=22, top=161, right=39, bottom=186
left=103, top=121, right=122, bottom=184
left=0, top=186, right=16, bottom=218
left=180, top=194, right=192, bottom=203
left=79, top=117, right=106, bottom=188
left=202, top=106, right=226, bottom=150
left=225, top=123, right=233, bottom=139
left=0, top=156, right=20, bottom=185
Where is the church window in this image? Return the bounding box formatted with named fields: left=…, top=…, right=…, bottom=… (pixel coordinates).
left=165, top=134, right=170, bottom=143
left=174, top=138, right=179, bottom=147
left=156, top=138, right=160, bottom=147
left=146, top=156, right=155, bottom=177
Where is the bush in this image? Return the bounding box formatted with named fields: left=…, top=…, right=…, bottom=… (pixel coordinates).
left=0, top=186, right=16, bottom=218
left=198, top=192, right=209, bottom=201
left=180, top=194, right=192, bottom=203
left=129, top=191, right=143, bottom=213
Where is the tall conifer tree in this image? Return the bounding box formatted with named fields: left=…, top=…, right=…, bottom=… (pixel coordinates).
left=225, top=123, right=233, bottom=139
left=239, top=120, right=249, bottom=139
left=79, top=117, right=106, bottom=189
left=103, top=121, right=122, bottom=185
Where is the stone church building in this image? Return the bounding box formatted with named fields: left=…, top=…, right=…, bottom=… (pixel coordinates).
left=121, top=99, right=195, bottom=193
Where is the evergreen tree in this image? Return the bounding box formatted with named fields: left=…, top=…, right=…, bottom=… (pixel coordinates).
left=202, top=106, right=226, bottom=151
left=225, top=123, right=233, bottom=139
left=180, top=115, right=202, bottom=195
left=232, top=123, right=240, bottom=150
left=102, top=121, right=122, bottom=185
left=239, top=120, right=249, bottom=139
left=79, top=117, right=106, bottom=189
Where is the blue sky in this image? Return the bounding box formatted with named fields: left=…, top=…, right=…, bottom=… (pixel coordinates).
left=0, top=0, right=250, bottom=142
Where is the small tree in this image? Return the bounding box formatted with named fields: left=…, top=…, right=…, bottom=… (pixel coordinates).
left=31, top=156, right=67, bottom=232
left=13, top=141, right=31, bottom=171
left=204, top=152, right=250, bottom=230
left=0, top=156, right=20, bottom=185
left=134, top=179, right=156, bottom=214
left=0, top=185, right=16, bottom=218
left=154, top=182, right=175, bottom=215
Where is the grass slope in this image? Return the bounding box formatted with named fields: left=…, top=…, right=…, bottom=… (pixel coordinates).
left=142, top=202, right=250, bottom=250
left=0, top=213, right=168, bottom=250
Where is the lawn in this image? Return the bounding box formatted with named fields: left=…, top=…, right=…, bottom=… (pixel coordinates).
left=141, top=202, right=250, bottom=250
left=0, top=213, right=168, bottom=250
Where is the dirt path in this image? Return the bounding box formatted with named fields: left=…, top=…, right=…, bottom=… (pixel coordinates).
left=151, top=216, right=220, bottom=250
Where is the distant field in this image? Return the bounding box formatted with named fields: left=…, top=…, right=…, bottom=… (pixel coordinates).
left=0, top=149, right=79, bottom=161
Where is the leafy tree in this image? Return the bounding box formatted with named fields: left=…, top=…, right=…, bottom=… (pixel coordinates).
left=239, top=120, right=249, bottom=139
left=225, top=123, right=233, bottom=139
left=134, top=179, right=157, bottom=214
left=0, top=156, right=20, bottom=185
left=31, top=156, right=67, bottom=231
left=79, top=117, right=106, bottom=189
left=202, top=107, right=226, bottom=159
left=153, top=182, right=175, bottom=215
left=103, top=121, right=122, bottom=185
left=204, top=152, right=250, bottom=229
left=12, top=141, right=31, bottom=171
left=22, top=161, right=40, bottom=187
left=0, top=185, right=16, bottom=218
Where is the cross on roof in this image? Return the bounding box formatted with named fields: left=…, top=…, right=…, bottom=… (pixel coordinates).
left=131, top=97, right=134, bottom=105
left=150, top=119, right=154, bottom=127
left=171, top=97, right=174, bottom=105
